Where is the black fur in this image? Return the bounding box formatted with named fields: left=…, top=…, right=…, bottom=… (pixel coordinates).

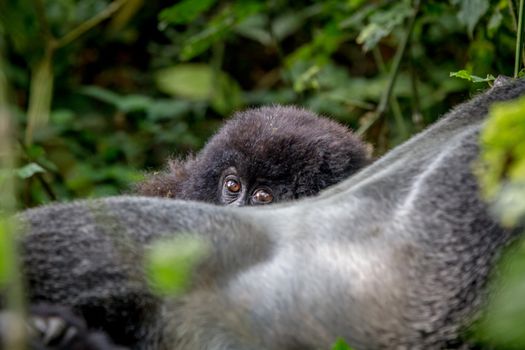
left=136, top=106, right=370, bottom=205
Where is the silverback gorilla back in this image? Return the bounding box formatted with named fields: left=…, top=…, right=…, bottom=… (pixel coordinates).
left=12, top=78, right=525, bottom=349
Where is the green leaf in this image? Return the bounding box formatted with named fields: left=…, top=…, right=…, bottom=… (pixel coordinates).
left=80, top=86, right=153, bottom=113
left=487, top=7, right=503, bottom=38
left=478, top=94, right=525, bottom=226
left=450, top=0, right=489, bottom=37
left=80, top=85, right=121, bottom=106
left=449, top=70, right=495, bottom=83
left=146, top=100, right=191, bottom=121
left=293, top=65, right=321, bottom=93
left=179, top=24, right=229, bottom=61
left=155, top=64, right=242, bottom=115
left=159, top=0, right=217, bottom=25
left=473, top=239, right=525, bottom=348
left=210, top=69, right=243, bottom=115
left=178, top=1, right=263, bottom=61
left=331, top=337, right=353, bottom=350
left=286, top=22, right=343, bottom=67
left=16, top=163, right=45, bottom=179
left=155, top=64, right=214, bottom=100
left=272, top=13, right=304, bottom=41
left=356, top=1, right=412, bottom=51
left=356, top=23, right=389, bottom=52
left=234, top=14, right=271, bottom=45
left=146, top=236, right=208, bottom=296
left=450, top=70, right=474, bottom=81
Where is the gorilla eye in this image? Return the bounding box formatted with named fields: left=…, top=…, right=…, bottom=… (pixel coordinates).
left=225, top=178, right=241, bottom=193
left=252, top=189, right=273, bottom=204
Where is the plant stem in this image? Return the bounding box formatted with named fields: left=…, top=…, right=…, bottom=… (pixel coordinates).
left=372, top=47, right=408, bottom=140
left=515, top=0, right=525, bottom=77
left=55, top=0, right=128, bottom=49
left=25, top=45, right=54, bottom=145
left=25, top=0, right=129, bottom=145
left=358, top=0, right=420, bottom=135
left=409, top=56, right=423, bottom=129
left=34, top=0, right=53, bottom=41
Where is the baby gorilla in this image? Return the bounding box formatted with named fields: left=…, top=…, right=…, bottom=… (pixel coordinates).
left=137, top=105, right=370, bottom=205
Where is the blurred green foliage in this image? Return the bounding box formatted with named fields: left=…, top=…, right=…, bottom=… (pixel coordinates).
left=472, top=77, right=525, bottom=349
left=146, top=236, right=208, bottom=296
left=474, top=240, right=525, bottom=349
left=0, top=0, right=518, bottom=209
left=479, top=95, right=525, bottom=227
left=1, top=1, right=525, bottom=348
left=331, top=337, right=353, bottom=350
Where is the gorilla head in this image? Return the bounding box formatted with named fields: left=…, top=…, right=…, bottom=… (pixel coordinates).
left=137, top=105, right=370, bottom=206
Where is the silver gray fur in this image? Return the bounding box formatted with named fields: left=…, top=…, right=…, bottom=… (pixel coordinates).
left=18, top=78, right=525, bottom=349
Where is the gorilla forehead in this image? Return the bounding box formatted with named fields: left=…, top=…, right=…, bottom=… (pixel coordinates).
left=199, top=105, right=358, bottom=178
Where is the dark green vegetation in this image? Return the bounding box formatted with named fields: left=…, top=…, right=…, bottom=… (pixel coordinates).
left=0, top=0, right=519, bottom=207
left=2, top=1, right=525, bottom=349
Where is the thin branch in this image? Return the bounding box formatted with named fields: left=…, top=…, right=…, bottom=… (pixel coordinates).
left=34, top=0, right=54, bottom=42
left=35, top=172, right=57, bottom=201
left=515, top=0, right=525, bottom=77
left=372, top=47, right=408, bottom=139
left=409, top=44, right=423, bottom=129
left=358, top=0, right=420, bottom=135
left=25, top=45, right=54, bottom=146
left=55, top=0, right=128, bottom=49
left=267, top=0, right=292, bottom=86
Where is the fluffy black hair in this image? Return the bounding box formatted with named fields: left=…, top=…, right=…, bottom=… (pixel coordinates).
left=137, top=105, right=370, bottom=203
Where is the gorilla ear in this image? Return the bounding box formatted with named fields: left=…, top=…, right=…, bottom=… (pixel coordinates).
left=135, top=156, right=194, bottom=198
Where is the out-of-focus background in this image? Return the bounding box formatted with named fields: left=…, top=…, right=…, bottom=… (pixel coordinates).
left=0, top=0, right=517, bottom=207
left=2, top=2, right=525, bottom=348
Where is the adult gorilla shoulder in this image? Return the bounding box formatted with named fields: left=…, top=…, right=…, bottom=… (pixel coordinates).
left=136, top=105, right=370, bottom=205
left=14, top=78, right=525, bottom=349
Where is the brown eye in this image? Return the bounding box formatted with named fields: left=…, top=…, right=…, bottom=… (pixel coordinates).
left=252, top=189, right=273, bottom=204
left=225, top=179, right=241, bottom=193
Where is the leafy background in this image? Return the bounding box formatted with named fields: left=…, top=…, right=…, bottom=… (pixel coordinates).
left=0, top=0, right=516, bottom=208
left=1, top=0, right=525, bottom=348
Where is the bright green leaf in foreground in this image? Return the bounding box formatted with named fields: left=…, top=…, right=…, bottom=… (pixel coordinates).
left=474, top=92, right=525, bottom=348
left=146, top=236, right=208, bottom=296
left=474, top=240, right=525, bottom=348
left=478, top=94, right=525, bottom=226
left=331, top=337, right=353, bottom=350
